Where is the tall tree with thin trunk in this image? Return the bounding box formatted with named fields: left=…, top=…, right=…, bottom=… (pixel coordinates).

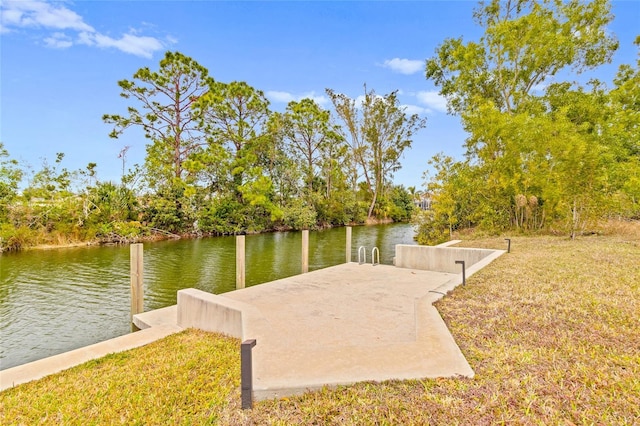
left=103, top=51, right=212, bottom=191
left=426, top=0, right=618, bottom=116
left=279, top=98, right=344, bottom=200
left=195, top=81, right=271, bottom=203
left=327, top=87, right=426, bottom=218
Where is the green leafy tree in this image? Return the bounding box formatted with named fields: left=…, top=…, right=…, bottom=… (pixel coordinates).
left=0, top=143, right=22, bottom=223
left=606, top=36, right=640, bottom=217
left=426, top=0, right=618, bottom=115
left=419, top=154, right=480, bottom=244
left=271, top=98, right=351, bottom=225
left=196, top=81, right=271, bottom=198
left=421, top=0, right=622, bottom=238
left=23, top=153, right=74, bottom=201
left=103, top=51, right=212, bottom=186
left=387, top=185, right=416, bottom=222
left=103, top=51, right=214, bottom=232
left=263, top=113, right=301, bottom=208
left=87, top=181, right=138, bottom=224
left=279, top=99, right=344, bottom=198
left=16, top=153, right=92, bottom=241
left=195, top=81, right=282, bottom=229
left=327, top=87, right=426, bottom=218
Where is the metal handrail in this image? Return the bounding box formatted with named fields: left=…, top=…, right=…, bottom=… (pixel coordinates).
left=358, top=246, right=367, bottom=264
left=371, top=247, right=380, bottom=266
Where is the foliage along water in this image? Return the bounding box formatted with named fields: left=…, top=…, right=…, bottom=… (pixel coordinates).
left=0, top=223, right=416, bottom=370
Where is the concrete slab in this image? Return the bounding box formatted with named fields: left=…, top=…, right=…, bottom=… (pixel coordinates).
left=133, top=305, right=178, bottom=329
left=435, top=239, right=463, bottom=247
left=178, top=262, right=486, bottom=400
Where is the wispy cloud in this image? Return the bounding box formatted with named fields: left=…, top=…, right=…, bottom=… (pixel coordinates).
left=266, top=91, right=329, bottom=106
left=44, top=32, right=73, bottom=49
left=401, top=104, right=430, bottom=116
left=415, top=91, right=448, bottom=113
left=79, top=32, right=165, bottom=58
left=381, top=58, right=424, bottom=75
left=1, top=0, right=168, bottom=58
left=1, top=0, right=94, bottom=32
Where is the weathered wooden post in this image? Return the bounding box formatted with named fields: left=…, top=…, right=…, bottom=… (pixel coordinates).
left=236, top=235, right=246, bottom=289
left=130, top=243, right=144, bottom=324
left=345, top=226, right=352, bottom=263
left=301, top=229, right=309, bottom=273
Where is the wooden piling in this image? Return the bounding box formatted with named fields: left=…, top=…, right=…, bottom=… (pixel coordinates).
left=130, top=243, right=144, bottom=323
left=236, top=235, right=246, bottom=289
left=301, top=230, right=309, bottom=273
left=345, top=226, right=352, bottom=263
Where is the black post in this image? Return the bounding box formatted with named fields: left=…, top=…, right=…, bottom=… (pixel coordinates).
left=455, top=260, right=466, bottom=286
left=241, top=339, right=257, bottom=409
left=505, top=238, right=511, bottom=253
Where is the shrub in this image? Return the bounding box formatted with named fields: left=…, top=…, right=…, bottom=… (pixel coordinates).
left=281, top=199, right=317, bottom=230
left=0, top=224, right=35, bottom=252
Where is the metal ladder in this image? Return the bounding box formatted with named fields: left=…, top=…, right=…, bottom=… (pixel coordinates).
left=358, top=246, right=380, bottom=266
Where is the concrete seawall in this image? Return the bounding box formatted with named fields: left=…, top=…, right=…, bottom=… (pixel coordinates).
left=395, top=244, right=497, bottom=273
left=176, top=288, right=268, bottom=340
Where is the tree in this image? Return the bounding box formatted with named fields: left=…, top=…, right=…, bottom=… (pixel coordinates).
left=421, top=0, right=622, bottom=237
left=195, top=81, right=270, bottom=198
left=388, top=185, right=416, bottom=222
left=284, top=99, right=341, bottom=194
left=194, top=81, right=282, bottom=229
left=23, top=153, right=73, bottom=201
left=419, top=154, right=482, bottom=243
left=606, top=36, right=640, bottom=218
left=88, top=181, right=137, bottom=223
left=262, top=113, right=301, bottom=206
left=327, top=87, right=426, bottom=218
left=279, top=98, right=344, bottom=198
left=0, top=143, right=22, bottom=222
left=426, top=0, right=618, bottom=116
left=103, top=51, right=212, bottom=190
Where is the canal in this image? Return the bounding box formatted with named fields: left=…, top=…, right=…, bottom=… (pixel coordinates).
left=0, top=223, right=416, bottom=370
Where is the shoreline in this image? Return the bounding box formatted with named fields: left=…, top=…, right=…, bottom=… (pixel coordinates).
left=15, top=219, right=405, bottom=253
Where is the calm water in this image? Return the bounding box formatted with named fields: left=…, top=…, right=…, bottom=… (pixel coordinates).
left=0, top=223, right=416, bottom=370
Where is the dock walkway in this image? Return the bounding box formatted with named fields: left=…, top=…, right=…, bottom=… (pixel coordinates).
left=2, top=245, right=504, bottom=397
left=215, top=262, right=474, bottom=399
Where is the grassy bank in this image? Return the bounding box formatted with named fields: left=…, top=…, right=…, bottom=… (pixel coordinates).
left=2, top=226, right=639, bottom=424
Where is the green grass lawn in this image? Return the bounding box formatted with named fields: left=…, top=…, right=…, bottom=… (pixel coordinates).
left=2, top=225, right=639, bottom=425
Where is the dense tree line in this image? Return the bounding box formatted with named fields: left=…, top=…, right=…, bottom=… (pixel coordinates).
left=415, top=0, right=639, bottom=244
left=4, top=0, right=636, bottom=252
left=0, top=53, right=421, bottom=251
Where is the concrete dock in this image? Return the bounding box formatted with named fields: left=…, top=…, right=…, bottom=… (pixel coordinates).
left=196, top=263, right=475, bottom=400
left=1, top=244, right=505, bottom=398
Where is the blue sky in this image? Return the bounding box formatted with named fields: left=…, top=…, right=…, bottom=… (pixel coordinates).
left=1, top=0, right=638, bottom=190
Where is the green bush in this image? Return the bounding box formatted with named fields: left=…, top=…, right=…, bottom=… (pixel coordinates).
left=0, top=224, right=35, bottom=252
left=388, top=185, right=416, bottom=222
left=197, top=197, right=244, bottom=235
left=281, top=199, right=317, bottom=230
left=412, top=210, right=449, bottom=245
